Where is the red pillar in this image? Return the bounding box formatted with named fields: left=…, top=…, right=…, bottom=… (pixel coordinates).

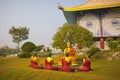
left=100, top=38, right=104, bottom=49
left=99, top=13, right=104, bottom=49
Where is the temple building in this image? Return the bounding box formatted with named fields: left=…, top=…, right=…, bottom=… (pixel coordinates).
left=58, top=0, right=120, bottom=50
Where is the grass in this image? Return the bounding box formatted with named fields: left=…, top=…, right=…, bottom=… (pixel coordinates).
left=0, top=57, right=120, bottom=80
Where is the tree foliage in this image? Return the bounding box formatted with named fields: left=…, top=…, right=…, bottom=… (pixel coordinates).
left=0, top=48, right=18, bottom=57
left=9, top=26, right=29, bottom=52
left=52, top=23, right=94, bottom=50
left=21, top=42, right=36, bottom=53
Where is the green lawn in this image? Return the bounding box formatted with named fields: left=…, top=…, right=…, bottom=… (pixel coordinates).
left=0, top=57, right=120, bottom=80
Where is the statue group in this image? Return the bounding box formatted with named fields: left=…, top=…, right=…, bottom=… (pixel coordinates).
left=30, top=43, right=91, bottom=72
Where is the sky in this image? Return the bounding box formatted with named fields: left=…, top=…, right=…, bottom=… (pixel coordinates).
left=0, top=0, right=86, bottom=48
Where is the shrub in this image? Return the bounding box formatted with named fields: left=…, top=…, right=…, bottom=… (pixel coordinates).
left=106, top=38, right=119, bottom=51
left=21, top=42, right=36, bottom=52
left=0, top=48, right=7, bottom=57
left=0, top=48, right=19, bottom=57
left=18, top=52, right=31, bottom=58
left=108, top=41, right=118, bottom=50
left=19, top=42, right=36, bottom=58
left=34, top=45, right=44, bottom=51
left=86, top=46, right=101, bottom=57
left=7, top=48, right=18, bottom=54
left=38, top=52, right=48, bottom=57
left=116, top=37, right=120, bottom=43
left=92, top=52, right=104, bottom=59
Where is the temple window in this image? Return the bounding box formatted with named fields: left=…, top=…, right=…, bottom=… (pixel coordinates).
left=111, top=19, right=119, bottom=27
left=86, top=21, right=93, bottom=28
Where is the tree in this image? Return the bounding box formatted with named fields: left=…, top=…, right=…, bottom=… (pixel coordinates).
left=52, top=23, right=94, bottom=51
left=9, top=26, right=29, bottom=52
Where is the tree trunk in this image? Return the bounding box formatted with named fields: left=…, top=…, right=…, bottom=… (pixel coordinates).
left=17, top=42, right=20, bottom=53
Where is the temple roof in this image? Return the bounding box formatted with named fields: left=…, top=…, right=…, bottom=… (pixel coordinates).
left=63, top=0, right=120, bottom=11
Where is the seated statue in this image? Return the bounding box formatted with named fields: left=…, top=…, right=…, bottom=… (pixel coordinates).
left=44, top=53, right=59, bottom=71
left=30, top=53, right=43, bottom=69
left=77, top=56, right=91, bottom=72
left=59, top=52, right=75, bottom=72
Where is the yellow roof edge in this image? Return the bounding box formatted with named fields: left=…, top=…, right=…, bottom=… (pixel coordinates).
left=64, top=2, right=120, bottom=11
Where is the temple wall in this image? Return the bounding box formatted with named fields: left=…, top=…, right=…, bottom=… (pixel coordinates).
left=103, top=12, right=120, bottom=36
left=78, top=13, right=100, bottom=37
left=77, top=9, right=120, bottom=49
left=78, top=11, right=120, bottom=37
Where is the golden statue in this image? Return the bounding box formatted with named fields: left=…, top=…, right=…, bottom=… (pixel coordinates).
left=64, top=43, right=77, bottom=66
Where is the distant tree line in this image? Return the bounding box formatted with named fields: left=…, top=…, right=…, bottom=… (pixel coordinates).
left=0, top=47, right=18, bottom=57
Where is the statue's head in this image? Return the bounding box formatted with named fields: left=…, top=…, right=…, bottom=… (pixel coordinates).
left=67, top=42, right=70, bottom=47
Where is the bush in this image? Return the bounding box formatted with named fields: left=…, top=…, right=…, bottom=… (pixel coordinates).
left=34, top=45, right=44, bottom=51
left=21, top=42, right=36, bottom=52
left=38, top=52, right=48, bottom=57
left=0, top=48, right=7, bottom=57
left=0, top=48, right=19, bottom=57
left=107, top=41, right=118, bottom=50
left=106, top=38, right=119, bottom=51
left=116, top=37, right=120, bottom=43
left=19, top=42, right=36, bottom=58
left=7, top=49, right=18, bottom=54
left=92, top=52, right=104, bottom=59
left=86, top=46, right=101, bottom=57
left=18, top=52, right=31, bottom=58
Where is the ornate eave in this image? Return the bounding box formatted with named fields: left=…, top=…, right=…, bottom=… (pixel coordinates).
left=63, top=0, right=120, bottom=11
